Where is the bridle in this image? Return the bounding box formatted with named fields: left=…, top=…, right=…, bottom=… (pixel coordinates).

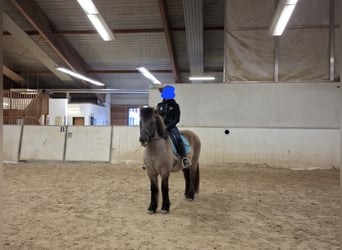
left=140, top=120, right=160, bottom=145
left=143, top=127, right=159, bottom=140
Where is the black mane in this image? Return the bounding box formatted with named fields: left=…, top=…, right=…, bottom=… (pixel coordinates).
left=140, top=106, right=155, bottom=122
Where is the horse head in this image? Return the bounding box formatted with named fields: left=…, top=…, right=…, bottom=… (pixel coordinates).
left=139, top=106, right=167, bottom=146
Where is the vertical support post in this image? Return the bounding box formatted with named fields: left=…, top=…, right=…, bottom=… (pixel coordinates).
left=66, top=92, right=69, bottom=126
left=338, top=0, right=342, bottom=248
left=274, top=36, right=279, bottom=82
left=0, top=0, right=3, bottom=246
left=329, top=0, right=335, bottom=81
left=273, top=0, right=279, bottom=82
left=63, top=125, right=68, bottom=162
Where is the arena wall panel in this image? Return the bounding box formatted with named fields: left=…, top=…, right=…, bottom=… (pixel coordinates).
left=191, top=127, right=339, bottom=169
left=109, top=126, right=339, bottom=169
left=111, top=126, right=142, bottom=164
left=20, top=126, right=65, bottom=161
left=146, top=82, right=339, bottom=169
left=3, top=125, right=22, bottom=163
left=65, top=126, right=112, bottom=162
left=4, top=124, right=339, bottom=169
left=149, top=82, right=340, bottom=129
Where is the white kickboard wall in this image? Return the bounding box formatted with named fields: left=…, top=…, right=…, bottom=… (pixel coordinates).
left=3, top=82, right=340, bottom=169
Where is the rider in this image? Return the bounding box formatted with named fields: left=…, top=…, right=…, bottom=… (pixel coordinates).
left=156, top=85, right=192, bottom=168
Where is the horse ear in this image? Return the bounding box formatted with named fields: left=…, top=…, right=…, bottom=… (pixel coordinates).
left=155, top=114, right=168, bottom=139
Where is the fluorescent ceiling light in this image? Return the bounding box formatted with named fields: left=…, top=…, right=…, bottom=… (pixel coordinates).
left=136, top=67, right=161, bottom=84
left=10, top=88, right=38, bottom=92
left=87, top=14, right=114, bottom=41
left=77, top=0, right=99, bottom=14
left=76, top=0, right=115, bottom=41
left=56, top=67, right=105, bottom=86
left=269, top=0, right=298, bottom=36
left=77, top=0, right=98, bottom=14
left=68, top=107, right=81, bottom=112
left=189, top=76, right=215, bottom=81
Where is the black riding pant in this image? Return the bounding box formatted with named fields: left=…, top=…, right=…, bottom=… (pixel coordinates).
left=168, top=126, right=186, bottom=158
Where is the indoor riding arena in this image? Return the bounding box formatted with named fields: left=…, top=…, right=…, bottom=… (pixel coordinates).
left=2, top=0, right=341, bottom=250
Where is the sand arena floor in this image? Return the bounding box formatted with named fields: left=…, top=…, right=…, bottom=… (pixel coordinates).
left=3, top=161, right=340, bottom=250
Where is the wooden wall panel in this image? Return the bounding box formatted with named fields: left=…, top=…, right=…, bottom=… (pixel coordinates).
left=111, top=106, right=128, bottom=125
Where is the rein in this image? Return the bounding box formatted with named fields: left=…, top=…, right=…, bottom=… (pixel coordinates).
left=142, top=127, right=160, bottom=143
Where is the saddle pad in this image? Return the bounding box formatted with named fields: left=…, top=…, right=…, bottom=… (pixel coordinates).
left=169, top=134, right=191, bottom=156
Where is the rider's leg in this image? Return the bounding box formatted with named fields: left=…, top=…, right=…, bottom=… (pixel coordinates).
left=170, top=127, right=192, bottom=168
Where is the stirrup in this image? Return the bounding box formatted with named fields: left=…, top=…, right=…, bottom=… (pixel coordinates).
left=182, top=157, right=192, bottom=168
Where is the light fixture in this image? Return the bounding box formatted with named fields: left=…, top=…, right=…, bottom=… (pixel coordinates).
left=68, top=107, right=81, bottom=112
left=56, top=67, right=105, bottom=86
left=269, top=0, right=298, bottom=36
left=77, top=0, right=97, bottom=13
left=10, top=88, right=38, bottom=93
left=136, top=67, right=161, bottom=84
left=189, top=76, right=216, bottom=81
left=76, top=0, right=115, bottom=41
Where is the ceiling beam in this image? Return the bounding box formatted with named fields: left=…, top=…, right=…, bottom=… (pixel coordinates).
left=11, top=0, right=86, bottom=75
left=11, top=0, right=105, bottom=102
left=3, top=26, right=224, bottom=36
left=18, top=68, right=224, bottom=75
left=46, top=89, right=149, bottom=94
left=3, top=13, right=72, bottom=83
left=3, top=65, right=24, bottom=82
left=157, top=0, right=181, bottom=83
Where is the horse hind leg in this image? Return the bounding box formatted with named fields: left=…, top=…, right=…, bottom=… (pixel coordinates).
left=147, top=174, right=158, bottom=214
left=195, top=162, right=200, bottom=194
left=183, top=162, right=199, bottom=201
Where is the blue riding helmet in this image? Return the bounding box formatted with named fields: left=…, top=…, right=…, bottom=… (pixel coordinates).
left=161, top=85, right=176, bottom=99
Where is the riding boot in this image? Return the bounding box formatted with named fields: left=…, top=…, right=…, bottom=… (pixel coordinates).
left=177, top=140, right=192, bottom=168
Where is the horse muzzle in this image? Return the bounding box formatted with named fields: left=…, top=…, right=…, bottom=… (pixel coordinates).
left=139, top=136, right=149, bottom=147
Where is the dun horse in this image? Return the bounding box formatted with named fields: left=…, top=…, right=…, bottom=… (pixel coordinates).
left=139, top=106, right=201, bottom=214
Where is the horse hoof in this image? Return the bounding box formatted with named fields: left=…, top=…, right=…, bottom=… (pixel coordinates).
left=147, top=210, right=156, bottom=214
left=185, top=196, right=194, bottom=201
left=160, top=209, right=169, bottom=214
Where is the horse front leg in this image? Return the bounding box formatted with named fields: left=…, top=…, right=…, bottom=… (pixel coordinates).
left=161, top=175, right=170, bottom=214
left=147, top=174, right=158, bottom=214
left=182, top=168, right=190, bottom=198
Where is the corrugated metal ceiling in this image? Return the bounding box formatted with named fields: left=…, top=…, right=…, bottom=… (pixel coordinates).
left=3, top=0, right=335, bottom=106
left=3, top=0, right=226, bottom=101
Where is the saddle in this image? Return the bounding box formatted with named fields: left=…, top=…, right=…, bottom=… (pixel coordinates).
left=168, top=132, right=191, bottom=156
